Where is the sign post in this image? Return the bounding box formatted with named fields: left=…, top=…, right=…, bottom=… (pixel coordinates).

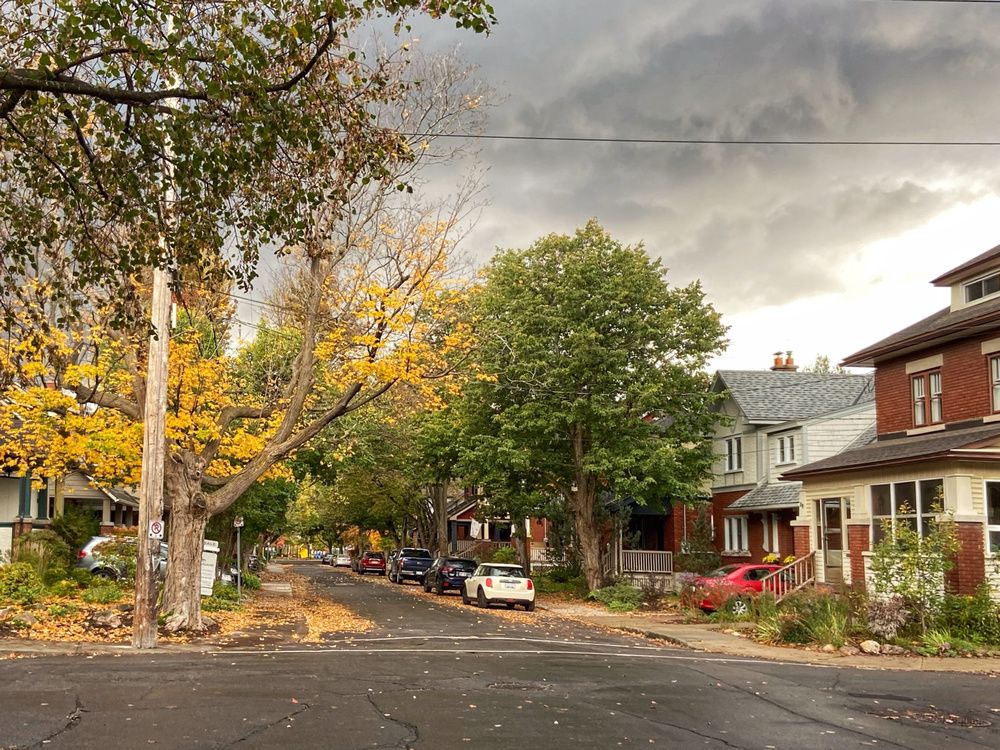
left=234, top=516, right=244, bottom=600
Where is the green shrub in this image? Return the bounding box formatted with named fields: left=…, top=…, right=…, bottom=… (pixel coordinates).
left=51, top=503, right=100, bottom=556
left=936, top=586, right=1000, bottom=645
left=533, top=571, right=588, bottom=598
left=546, top=563, right=582, bottom=583
left=69, top=568, right=94, bottom=587
left=241, top=572, right=261, bottom=590
left=489, top=546, right=518, bottom=564
left=202, top=593, right=242, bottom=612
left=211, top=580, right=240, bottom=601
left=13, top=530, right=71, bottom=583
left=81, top=583, right=124, bottom=604
left=47, top=579, right=80, bottom=598
left=588, top=582, right=643, bottom=612
left=0, top=562, right=45, bottom=604
left=47, top=603, right=79, bottom=618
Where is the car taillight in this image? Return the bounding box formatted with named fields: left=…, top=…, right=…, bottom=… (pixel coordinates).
left=78, top=549, right=87, bottom=558
left=442, top=566, right=454, bottom=574
left=485, top=577, right=493, bottom=588
left=526, top=579, right=533, bottom=590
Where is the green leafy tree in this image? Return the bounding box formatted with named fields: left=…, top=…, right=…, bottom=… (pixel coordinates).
left=462, top=220, right=727, bottom=590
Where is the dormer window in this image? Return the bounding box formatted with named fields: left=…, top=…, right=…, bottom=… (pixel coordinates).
left=965, top=272, right=1000, bottom=303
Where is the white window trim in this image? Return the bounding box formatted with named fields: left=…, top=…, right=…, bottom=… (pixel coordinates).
left=724, top=436, right=743, bottom=472
left=870, top=479, right=943, bottom=544
left=986, top=481, right=1000, bottom=555
left=724, top=515, right=749, bottom=553
left=775, top=435, right=796, bottom=466
left=964, top=271, right=1000, bottom=305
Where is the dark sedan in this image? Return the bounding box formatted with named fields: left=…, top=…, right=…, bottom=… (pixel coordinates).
left=422, top=556, right=477, bottom=595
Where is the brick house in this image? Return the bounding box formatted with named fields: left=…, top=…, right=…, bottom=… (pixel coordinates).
left=784, top=245, right=1000, bottom=595
left=710, top=362, right=875, bottom=566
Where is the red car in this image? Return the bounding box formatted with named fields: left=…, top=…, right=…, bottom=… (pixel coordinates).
left=357, top=551, right=386, bottom=576
left=694, top=563, right=783, bottom=615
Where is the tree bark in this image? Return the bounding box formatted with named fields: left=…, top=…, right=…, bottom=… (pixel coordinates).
left=433, top=483, right=448, bottom=557
left=161, top=452, right=210, bottom=632
left=570, top=483, right=605, bottom=591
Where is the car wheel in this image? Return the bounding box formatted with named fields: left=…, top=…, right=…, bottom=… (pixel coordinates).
left=506, top=602, right=515, bottom=610
left=435, top=581, right=444, bottom=596
left=477, top=587, right=488, bottom=609
left=423, top=579, right=432, bottom=593
left=727, top=596, right=751, bottom=617
left=462, top=587, right=470, bottom=605
left=359, top=569, right=365, bottom=576
left=525, top=601, right=535, bottom=612
left=92, top=567, right=116, bottom=580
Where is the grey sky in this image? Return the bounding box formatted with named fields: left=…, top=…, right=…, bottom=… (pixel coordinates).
left=356, top=0, right=1000, bottom=369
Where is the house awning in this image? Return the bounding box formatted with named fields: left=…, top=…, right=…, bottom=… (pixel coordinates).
left=726, top=481, right=801, bottom=512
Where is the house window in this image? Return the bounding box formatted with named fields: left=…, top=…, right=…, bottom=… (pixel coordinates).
left=991, top=357, right=1000, bottom=413
left=965, top=272, right=1000, bottom=303
left=725, top=436, right=742, bottom=472
left=777, top=436, right=796, bottom=465
left=761, top=513, right=781, bottom=553
left=724, top=515, right=748, bottom=552
left=870, top=479, right=943, bottom=543
left=911, top=370, right=942, bottom=426
left=987, top=482, right=1000, bottom=554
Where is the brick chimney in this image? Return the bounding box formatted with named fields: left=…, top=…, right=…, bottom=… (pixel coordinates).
left=770, top=350, right=799, bottom=372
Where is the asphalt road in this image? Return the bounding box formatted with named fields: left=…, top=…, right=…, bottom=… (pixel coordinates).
left=2, top=562, right=999, bottom=749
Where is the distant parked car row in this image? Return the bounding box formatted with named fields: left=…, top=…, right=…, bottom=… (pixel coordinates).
left=332, top=547, right=535, bottom=611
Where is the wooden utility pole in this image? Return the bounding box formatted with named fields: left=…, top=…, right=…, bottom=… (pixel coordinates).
left=133, top=264, right=171, bottom=648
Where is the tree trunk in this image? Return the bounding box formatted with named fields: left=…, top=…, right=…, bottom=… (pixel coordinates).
left=433, top=483, right=448, bottom=557
left=161, top=452, right=210, bottom=632
left=569, top=484, right=604, bottom=591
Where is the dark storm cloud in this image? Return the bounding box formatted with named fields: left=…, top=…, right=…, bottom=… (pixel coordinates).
left=403, top=0, right=1000, bottom=310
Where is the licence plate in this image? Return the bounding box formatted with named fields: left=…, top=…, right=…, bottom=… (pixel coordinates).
left=457, top=572, right=469, bottom=577
left=502, top=581, right=518, bottom=590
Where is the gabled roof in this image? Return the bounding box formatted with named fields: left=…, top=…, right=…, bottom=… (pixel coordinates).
left=782, top=422, right=1000, bottom=479
left=714, top=370, right=874, bottom=424
left=931, top=244, right=1000, bottom=286
left=727, top=481, right=801, bottom=511
left=842, top=296, right=1000, bottom=367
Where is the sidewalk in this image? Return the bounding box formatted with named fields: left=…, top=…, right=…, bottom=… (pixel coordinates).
left=539, top=600, right=1000, bottom=674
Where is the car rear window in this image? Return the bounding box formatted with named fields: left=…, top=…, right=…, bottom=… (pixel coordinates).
left=447, top=559, right=476, bottom=569
left=705, top=565, right=742, bottom=578
left=364, top=551, right=384, bottom=559
left=487, top=566, right=525, bottom=578
left=401, top=548, right=431, bottom=558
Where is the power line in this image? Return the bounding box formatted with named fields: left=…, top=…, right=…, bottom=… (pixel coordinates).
left=401, top=131, right=1000, bottom=147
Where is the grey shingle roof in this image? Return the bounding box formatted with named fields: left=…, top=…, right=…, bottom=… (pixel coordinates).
left=727, top=481, right=801, bottom=511
left=715, top=371, right=874, bottom=423
left=931, top=243, right=1000, bottom=285
left=783, top=422, right=1000, bottom=478
left=845, top=424, right=877, bottom=452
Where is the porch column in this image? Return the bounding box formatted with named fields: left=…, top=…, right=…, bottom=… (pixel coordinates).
left=100, top=497, right=113, bottom=535
left=36, top=484, right=48, bottom=521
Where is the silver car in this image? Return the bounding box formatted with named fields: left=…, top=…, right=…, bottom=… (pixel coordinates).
left=76, top=536, right=167, bottom=580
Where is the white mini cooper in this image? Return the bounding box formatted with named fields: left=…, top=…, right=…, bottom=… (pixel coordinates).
left=461, top=562, right=536, bottom=611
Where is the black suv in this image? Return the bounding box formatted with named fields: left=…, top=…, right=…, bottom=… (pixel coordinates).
left=422, top=556, right=477, bottom=595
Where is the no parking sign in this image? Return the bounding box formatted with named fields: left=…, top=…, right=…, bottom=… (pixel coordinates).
left=149, top=519, right=165, bottom=540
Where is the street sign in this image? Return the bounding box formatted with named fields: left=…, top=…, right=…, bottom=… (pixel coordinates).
left=233, top=516, right=244, bottom=528
left=149, top=519, right=165, bottom=540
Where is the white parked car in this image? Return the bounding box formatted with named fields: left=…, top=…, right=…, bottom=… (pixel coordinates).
left=334, top=553, right=351, bottom=567
left=461, top=563, right=535, bottom=611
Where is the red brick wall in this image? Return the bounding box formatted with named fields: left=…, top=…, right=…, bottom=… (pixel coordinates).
left=875, top=337, right=998, bottom=434
left=947, top=522, right=986, bottom=595
left=793, top=525, right=810, bottom=558
left=847, top=525, right=870, bottom=592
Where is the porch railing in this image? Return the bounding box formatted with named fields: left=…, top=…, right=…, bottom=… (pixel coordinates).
left=621, top=550, right=673, bottom=575
left=451, top=539, right=513, bottom=561
left=761, top=552, right=816, bottom=602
